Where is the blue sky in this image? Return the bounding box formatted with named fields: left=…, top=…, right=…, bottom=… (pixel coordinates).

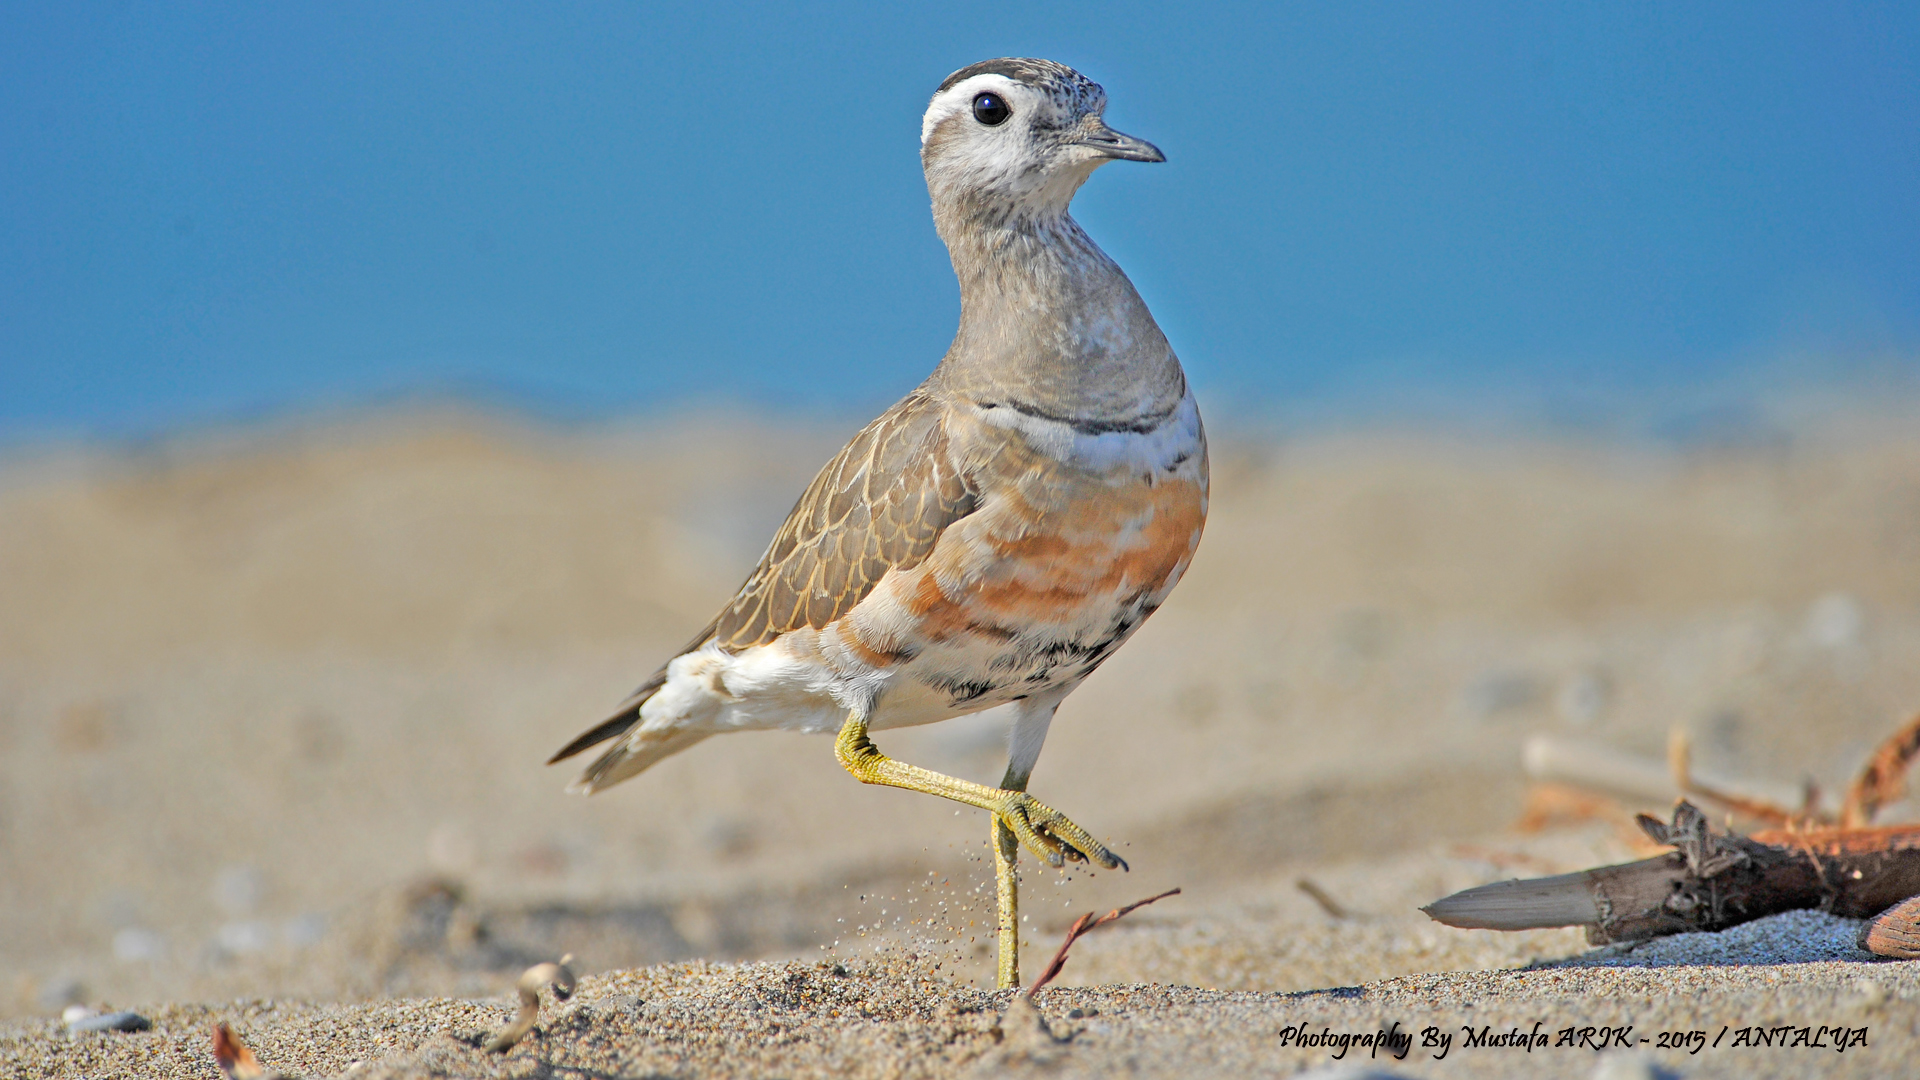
left=3, top=3, right=1916, bottom=438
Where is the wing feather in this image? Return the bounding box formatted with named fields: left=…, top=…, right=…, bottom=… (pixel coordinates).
left=711, top=388, right=977, bottom=649
left=549, top=388, right=978, bottom=766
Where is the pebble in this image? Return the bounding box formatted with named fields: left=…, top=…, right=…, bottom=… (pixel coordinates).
left=64, top=1009, right=152, bottom=1034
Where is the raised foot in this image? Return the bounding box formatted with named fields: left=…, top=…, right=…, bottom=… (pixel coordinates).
left=993, top=790, right=1127, bottom=871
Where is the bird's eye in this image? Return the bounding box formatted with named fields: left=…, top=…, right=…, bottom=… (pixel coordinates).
left=972, top=93, right=1011, bottom=126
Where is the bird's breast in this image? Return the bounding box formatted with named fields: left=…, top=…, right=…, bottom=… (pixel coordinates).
left=844, top=393, right=1208, bottom=719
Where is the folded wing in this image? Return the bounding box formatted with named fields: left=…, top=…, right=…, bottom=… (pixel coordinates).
left=548, top=387, right=979, bottom=770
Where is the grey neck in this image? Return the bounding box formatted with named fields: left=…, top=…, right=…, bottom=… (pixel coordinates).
left=929, top=203, right=1187, bottom=429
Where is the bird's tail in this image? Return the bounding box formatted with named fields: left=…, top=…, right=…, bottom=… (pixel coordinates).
left=548, top=672, right=707, bottom=793
left=566, top=726, right=711, bottom=795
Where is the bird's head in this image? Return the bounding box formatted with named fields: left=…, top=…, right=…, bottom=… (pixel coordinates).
left=921, top=58, right=1162, bottom=226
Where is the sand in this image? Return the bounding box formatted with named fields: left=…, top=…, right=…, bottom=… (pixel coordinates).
left=6, top=402, right=1920, bottom=1076
left=10, top=904, right=1918, bottom=1078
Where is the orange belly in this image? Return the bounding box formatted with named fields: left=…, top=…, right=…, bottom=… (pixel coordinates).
left=846, top=433, right=1208, bottom=716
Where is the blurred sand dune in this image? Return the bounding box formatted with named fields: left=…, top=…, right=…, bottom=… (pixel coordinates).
left=5, top=404, right=1920, bottom=1014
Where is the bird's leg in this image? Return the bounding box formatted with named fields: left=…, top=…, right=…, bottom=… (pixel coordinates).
left=835, top=710, right=1118, bottom=987
left=834, top=711, right=1122, bottom=869
left=992, top=763, right=1026, bottom=989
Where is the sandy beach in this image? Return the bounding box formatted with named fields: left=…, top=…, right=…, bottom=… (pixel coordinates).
left=7, top=403, right=1920, bottom=1077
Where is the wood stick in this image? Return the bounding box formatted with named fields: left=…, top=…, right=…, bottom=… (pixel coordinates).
left=1521, top=734, right=1809, bottom=817
left=1424, top=801, right=1920, bottom=948
left=1295, top=877, right=1350, bottom=919
left=1667, top=728, right=1808, bottom=827
left=1843, top=712, right=1920, bottom=828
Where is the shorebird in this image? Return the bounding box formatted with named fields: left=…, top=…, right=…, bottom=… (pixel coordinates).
left=549, top=57, right=1206, bottom=988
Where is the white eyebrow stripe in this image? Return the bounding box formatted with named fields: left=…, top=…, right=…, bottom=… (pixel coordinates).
left=922, top=73, right=1020, bottom=145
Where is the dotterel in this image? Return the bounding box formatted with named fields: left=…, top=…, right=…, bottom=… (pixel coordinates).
left=550, top=57, right=1207, bottom=988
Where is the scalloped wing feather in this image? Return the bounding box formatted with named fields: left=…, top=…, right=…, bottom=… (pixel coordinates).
left=547, top=388, right=978, bottom=769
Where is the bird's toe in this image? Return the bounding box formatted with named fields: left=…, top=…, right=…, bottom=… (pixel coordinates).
left=997, top=792, right=1124, bottom=871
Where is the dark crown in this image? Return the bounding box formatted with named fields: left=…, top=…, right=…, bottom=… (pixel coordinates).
left=936, top=58, right=1105, bottom=118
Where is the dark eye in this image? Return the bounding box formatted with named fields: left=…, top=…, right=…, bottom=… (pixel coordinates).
left=972, top=92, right=1011, bottom=126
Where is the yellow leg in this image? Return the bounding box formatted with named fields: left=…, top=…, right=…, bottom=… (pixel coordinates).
left=993, top=795, right=1022, bottom=989
left=833, top=711, right=1124, bottom=988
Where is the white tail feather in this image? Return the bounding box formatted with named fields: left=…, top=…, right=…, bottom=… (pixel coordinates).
left=570, top=728, right=711, bottom=794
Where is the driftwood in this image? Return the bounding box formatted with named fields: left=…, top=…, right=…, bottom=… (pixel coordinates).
left=1424, top=801, right=1920, bottom=947
left=1427, top=713, right=1920, bottom=958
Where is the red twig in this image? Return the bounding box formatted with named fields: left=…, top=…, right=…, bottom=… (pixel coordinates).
left=1026, top=887, right=1181, bottom=998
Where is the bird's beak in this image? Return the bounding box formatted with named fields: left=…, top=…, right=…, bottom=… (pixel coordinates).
left=1074, top=119, right=1165, bottom=163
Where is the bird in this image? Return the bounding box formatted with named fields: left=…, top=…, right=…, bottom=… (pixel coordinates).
left=548, top=57, right=1206, bottom=989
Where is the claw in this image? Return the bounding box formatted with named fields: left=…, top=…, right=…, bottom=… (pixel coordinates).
left=994, top=792, right=1125, bottom=871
